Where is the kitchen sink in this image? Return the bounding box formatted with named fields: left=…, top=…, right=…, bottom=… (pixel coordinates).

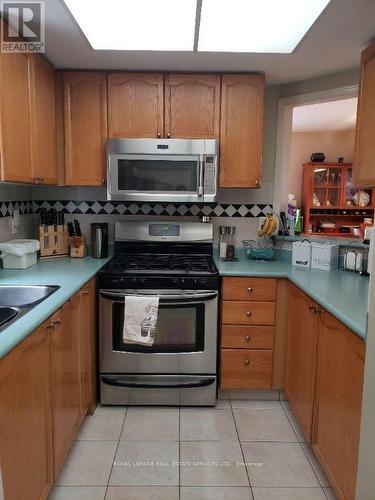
left=0, top=306, right=19, bottom=330
left=0, top=285, right=60, bottom=334
left=0, top=285, right=60, bottom=308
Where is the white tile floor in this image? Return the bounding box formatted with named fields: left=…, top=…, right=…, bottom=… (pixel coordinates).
left=49, top=401, right=338, bottom=500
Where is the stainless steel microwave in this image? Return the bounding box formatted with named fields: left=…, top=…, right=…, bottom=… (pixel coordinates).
left=107, top=138, right=219, bottom=202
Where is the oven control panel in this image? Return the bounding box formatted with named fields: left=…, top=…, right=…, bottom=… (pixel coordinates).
left=98, top=275, right=219, bottom=291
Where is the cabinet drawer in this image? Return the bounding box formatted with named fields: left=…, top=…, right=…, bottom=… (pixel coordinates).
left=222, top=277, right=276, bottom=301
left=220, top=349, right=273, bottom=389
left=222, top=301, right=275, bottom=325
left=221, top=325, right=274, bottom=349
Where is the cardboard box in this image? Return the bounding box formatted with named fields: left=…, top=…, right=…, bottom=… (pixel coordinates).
left=311, top=243, right=339, bottom=271
left=292, top=241, right=311, bottom=268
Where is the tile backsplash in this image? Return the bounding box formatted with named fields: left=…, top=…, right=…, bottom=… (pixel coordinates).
left=0, top=183, right=274, bottom=244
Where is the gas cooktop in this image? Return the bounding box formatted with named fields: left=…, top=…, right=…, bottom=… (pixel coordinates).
left=101, top=253, right=217, bottom=276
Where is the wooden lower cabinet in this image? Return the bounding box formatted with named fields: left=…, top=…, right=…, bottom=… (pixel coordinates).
left=0, top=322, right=52, bottom=500
left=0, top=278, right=97, bottom=498
left=220, top=277, right=275, bottom=390
left=50, top=293, right=85, bottom=477
left=221, top=349, right=273, bottom=389
left=313, top=312, right=365, bottom=500
left=285, top=284, right=320, bottom=441
left=79, top=278, right=97, bottom=414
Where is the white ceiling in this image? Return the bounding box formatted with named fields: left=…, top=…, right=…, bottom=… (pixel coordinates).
left=42, top=0, right=375, bottom=85
left=292, top=97, right=358, bottom=132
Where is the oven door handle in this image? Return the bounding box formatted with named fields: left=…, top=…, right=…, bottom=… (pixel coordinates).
left=99, top=290, right=218, bottom=302
left=101, top=375, right=216, bottom=389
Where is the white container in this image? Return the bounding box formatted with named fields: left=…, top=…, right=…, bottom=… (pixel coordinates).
left=292, top=241, right=311, bottom=268
left=311, top=242, right=339, bottom=271
left=0, top=239, right=39, bottom=269
left=2, top=251, right=37, bottom=269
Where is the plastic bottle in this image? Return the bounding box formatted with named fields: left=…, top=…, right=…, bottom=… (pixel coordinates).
left=219, top=226, right=228, bottom=259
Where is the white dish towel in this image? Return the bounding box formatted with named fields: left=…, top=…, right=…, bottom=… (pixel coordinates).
left=123, top=295, right=159, bottom=346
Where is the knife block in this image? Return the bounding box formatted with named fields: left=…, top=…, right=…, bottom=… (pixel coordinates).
left=69, top=235, right=87, bottom=258
left=39, top=225, right=69, bottom=258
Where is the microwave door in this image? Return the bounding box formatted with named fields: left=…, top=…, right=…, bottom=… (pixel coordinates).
left=108, top=154, right=201, bottom=202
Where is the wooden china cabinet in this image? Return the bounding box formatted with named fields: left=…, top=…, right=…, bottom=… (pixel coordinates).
left=302, top=162, right=375, bottom=237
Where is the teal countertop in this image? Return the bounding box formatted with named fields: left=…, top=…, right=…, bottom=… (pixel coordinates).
left=0, top=252, right=113, bottom=360
left=214, top=249, right=369, bottom=341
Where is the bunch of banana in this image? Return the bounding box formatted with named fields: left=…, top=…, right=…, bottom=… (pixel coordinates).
left=258, top=213, right=278, bottom=237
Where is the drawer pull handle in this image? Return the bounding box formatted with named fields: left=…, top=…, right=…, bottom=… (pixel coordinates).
left=245, top=335, right=251, bottom=342
left=247, top=287, right=253, bottom=292
left=244, top=359, right=250, bottom=366
left=246, top=311, right=252, bottom=316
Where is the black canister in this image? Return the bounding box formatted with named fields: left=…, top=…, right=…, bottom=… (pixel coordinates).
left=91, top=223, right=108, bottom=258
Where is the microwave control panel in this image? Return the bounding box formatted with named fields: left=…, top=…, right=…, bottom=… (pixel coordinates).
left=204, top=156, right=216, bottom=194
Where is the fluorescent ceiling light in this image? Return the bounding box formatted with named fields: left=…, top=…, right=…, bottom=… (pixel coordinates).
left=63, top=0, right=197, bottom=51
left=198, top=0, right=331, bottom=53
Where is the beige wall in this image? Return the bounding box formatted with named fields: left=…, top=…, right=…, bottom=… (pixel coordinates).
left=287, top=129, right=355, bottom=207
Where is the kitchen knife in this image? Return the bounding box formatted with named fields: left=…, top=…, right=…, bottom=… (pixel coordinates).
left=74, top=219, right=82, bottom=237
left=67, top=222, right=75, bottom=237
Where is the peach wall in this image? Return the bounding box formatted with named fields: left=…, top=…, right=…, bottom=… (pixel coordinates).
left=288, top=129, right=356, bottom=206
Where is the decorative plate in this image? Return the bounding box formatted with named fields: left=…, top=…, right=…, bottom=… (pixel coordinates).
left=353, top=191, right=370, bottom=207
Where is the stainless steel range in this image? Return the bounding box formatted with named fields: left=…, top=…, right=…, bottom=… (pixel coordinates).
left=98, top=221, right=219, bottom=406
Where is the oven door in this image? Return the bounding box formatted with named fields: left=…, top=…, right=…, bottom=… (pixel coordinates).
left=107, top=154, right=203, bottom=202
left=99, top=289, right=218, bottom=374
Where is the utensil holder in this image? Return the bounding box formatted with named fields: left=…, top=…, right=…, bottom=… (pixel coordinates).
left=69, top=235, right=87, bottom=258
left=39, top=225, right=69, bottom=259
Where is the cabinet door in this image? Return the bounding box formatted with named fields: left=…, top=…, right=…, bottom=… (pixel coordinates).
left=108, top=72, right=164, bottom=138
left=79, top=279, right=97, bottom=415
left=64, top=72, right=107, bottom=186
left=219, top=74, right=264, bottom=188
left=313, top=312, right=365, bottom=500
left=29, top=55, right=58, bottom=185
left=353, top=43, right=375, bottom=187
left=285, top=284, right=319, bottom=441
left=0, top=50, right=33, bottom=182
left=165, top=74, right=220, bottom=138
left=50, top=295, right=83, bottom=477
left=0, top=323, right=52, bottom=500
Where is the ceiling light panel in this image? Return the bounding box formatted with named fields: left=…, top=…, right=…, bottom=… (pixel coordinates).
left=63, top=0, right=197, bottom=51
left=198, top=0, right=331, bottom=53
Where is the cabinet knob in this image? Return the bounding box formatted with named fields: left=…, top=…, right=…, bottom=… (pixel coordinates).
left=244, top=359, right=250, bottom=366
left=255, top=180, right=260, bottom=187
left=101, top=178, right=105, bottom=185
left=157, top=132, right=161, bottom=138
left=245, top=335, right=251, bottom=342
left=167, top=133, right=171, bottom=138
left=246, top=311, right=252, bottom=317
left=247, top=287, right=253, bottom=292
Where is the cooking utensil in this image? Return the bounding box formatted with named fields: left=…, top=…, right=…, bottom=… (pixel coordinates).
left=73, top=219, right=82, bottom=237
left=67, top=222, right=75, bottom=237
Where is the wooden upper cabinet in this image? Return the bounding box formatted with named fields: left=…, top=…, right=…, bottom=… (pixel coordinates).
left=108, top=72, right=164, bottom=138
left=313, top=312, right=365, bottom=500
left=164, top=74, right=220, bottom=138
left=0, top=323, right=52, bottom=500
left=353, top=43, right=375, bottom=187
left=64, top=72, right=107, bottom=186
left=0, top=51, right=34, bottom=183
left=29, top=55, right=58, bottom=184
left=219, top=74, right=264, bottom=188
left=285, top=284, right=319, bottom=442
